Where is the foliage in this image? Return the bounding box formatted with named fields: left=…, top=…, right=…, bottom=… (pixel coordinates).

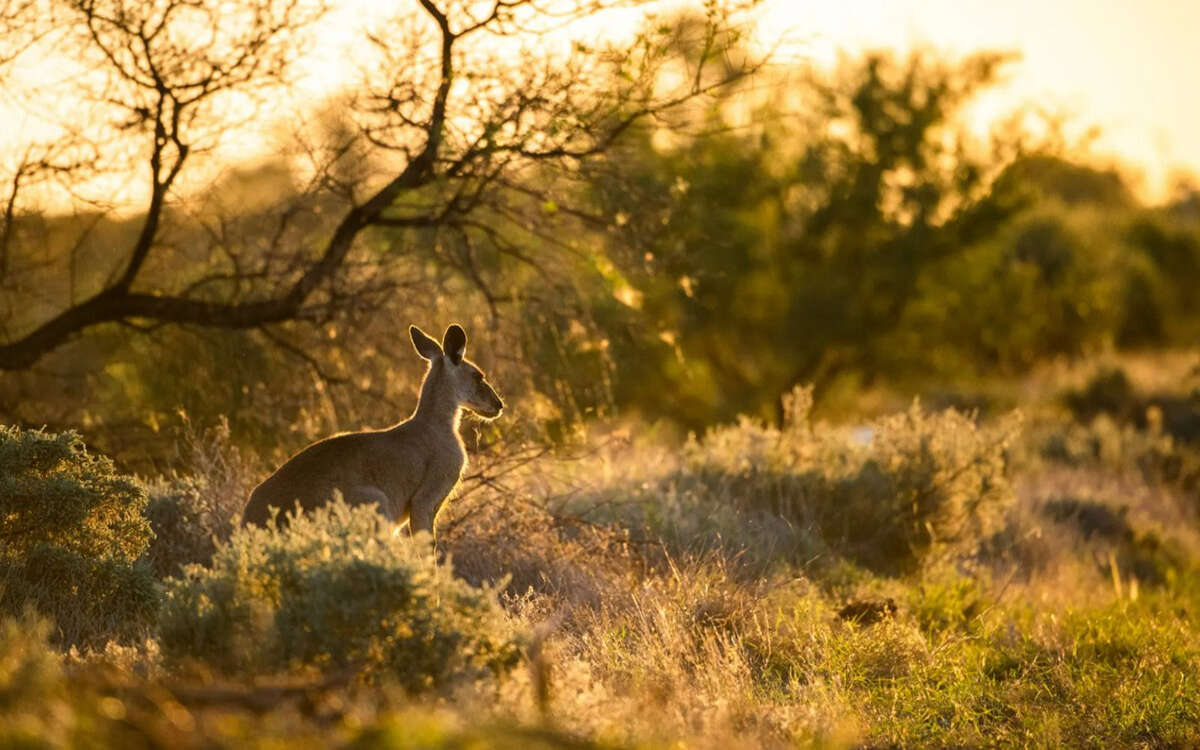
left=8, top=45, right=1200, bottom=455
left=898, top=199, right=1128, bottom=372
left=0, top=426, right=158, bottom=647
left=595, top=388, right=1020, bottom=575
left=0, top=614, right=72, bottom=748
left=3, top=4, right=1200, bottom=743
left=565, top=52, right=1200, bottom=428
left=1063, top=366, right=1200, bottom=446
left=142, top=417, right=255, bottom=578
left=5, top=373, right=1200, bottom=746
left=0, top=426, right=150, bottom=560
left=0, top=545, right=159, bottom=649
left=159, top=500, right=522, bottom=691
left=559, top=556, right=1200, bottom=747
left=143, top=476, right=234, bottom=579
left=1124, top=211, right=1200, bottom=343
left=1042, top=395, right=1200, bottom=513
left=1064, top=367, right=1137, bottom=422
left=843, top=595, right=1200, bottom=746
left=584, top=51, right=1030, bottom=426
left=1040, top=497, right=1189, bottom=586
left=0, top=0, right=759, bottom=468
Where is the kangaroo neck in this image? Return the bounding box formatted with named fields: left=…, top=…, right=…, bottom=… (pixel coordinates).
left=410, top=360, right=462, bottom=432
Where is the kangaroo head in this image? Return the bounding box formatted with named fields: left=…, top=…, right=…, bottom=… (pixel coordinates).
left=410, top=323, right=504, bottom=419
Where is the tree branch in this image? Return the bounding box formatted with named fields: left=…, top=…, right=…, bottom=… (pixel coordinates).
left=0, top=0, right=762, bottom=372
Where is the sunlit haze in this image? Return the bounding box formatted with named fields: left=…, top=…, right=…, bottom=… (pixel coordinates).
left=4, top=0, right=1198, bottom=202
left=756, top=0, right=1200, bottom=200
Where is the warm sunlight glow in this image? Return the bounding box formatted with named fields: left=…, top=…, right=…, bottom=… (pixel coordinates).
left=755, top=0, right=1200, bottom=200
left=3, top=0, right=1197, bottom=204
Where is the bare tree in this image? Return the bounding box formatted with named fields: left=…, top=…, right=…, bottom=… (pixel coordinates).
left=0, top=0, right=760, bottom=371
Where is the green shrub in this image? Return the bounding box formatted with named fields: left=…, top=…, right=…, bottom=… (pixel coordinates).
left=159, top=499, right=523, bottom=691
left=0, top=427, right=158, bottom=647
left=1062, top=367, right=1200, bottom=446
left=143, top=475, right=238, bottom=579
left=1064, top=367, right=1136, bottom=422
left=0, top=426, right=151, bottom=560
left=1039, top=415, right=1200, bottom=503
left=666, top=389, right=1020, bottom=575
left=895, top=203, right=1128, bottom=376
left=0, top=546, right=158, bottom=649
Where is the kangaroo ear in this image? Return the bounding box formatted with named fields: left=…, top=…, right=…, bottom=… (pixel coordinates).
left=442, top=324, right=467, bottom=364
left=410, top=325, right=442, bottom=360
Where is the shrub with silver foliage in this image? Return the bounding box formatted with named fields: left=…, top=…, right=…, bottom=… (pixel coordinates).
left=0, top=427, right=157, bottom=647
left=665, top=388, right=1021, bottom=574
left=159, top=499, right=522, bottom=691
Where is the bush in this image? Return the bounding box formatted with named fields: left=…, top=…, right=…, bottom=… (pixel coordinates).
left=1040, top=497, right=1190, bottom=586
left=894, top=203, right=1128, bottom=376
left=0, top=547, right=158, bottom=649
left=159, top=499, right=523, bottom=691
left=0, top=426, right=151, bottom=560
left=143, top=475, right=238, bottom=579
left=1064, top=367, right=1136, bottom=422
left=0, top=426, right=158, bottom=647
left=444, top=490, right=636, bottom=609
left=664, top=389, right=1020, bottom=575
left=0, top=612, right=593, bottom=749
left=1063, top=367, right=1200, bottom=446
left=1039, top=415, right=1200, bottom=502
left=142, top=415, right=258, bottom=579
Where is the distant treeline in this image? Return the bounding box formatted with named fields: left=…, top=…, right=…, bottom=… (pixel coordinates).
left=570, top=52, right=1200, bottom=427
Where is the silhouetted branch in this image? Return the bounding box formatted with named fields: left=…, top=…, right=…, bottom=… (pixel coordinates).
left=0, top=0, right=762, bottom=371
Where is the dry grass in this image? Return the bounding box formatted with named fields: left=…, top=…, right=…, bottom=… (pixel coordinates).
left=6, top=369, right=1200, bottom=747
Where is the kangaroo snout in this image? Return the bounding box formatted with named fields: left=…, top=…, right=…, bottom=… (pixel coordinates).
left=480, top=396, right=504, bottom=419
left=467, top=372, right=504, bottom=419
left=470, top=392, right=503, bottom=419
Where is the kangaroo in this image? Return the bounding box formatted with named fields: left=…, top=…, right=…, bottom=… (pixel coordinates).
left=242, top=323, right=504, bottom=546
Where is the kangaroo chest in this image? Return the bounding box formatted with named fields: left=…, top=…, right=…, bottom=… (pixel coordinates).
left=419, top=437, right=466, bottom=486
left=374, top=430, right=462, bottom=489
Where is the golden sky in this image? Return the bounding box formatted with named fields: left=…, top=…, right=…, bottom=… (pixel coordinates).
left=5, top=0, right=1197, bottom=203
left=756, top=0, right=1200, bottom=200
